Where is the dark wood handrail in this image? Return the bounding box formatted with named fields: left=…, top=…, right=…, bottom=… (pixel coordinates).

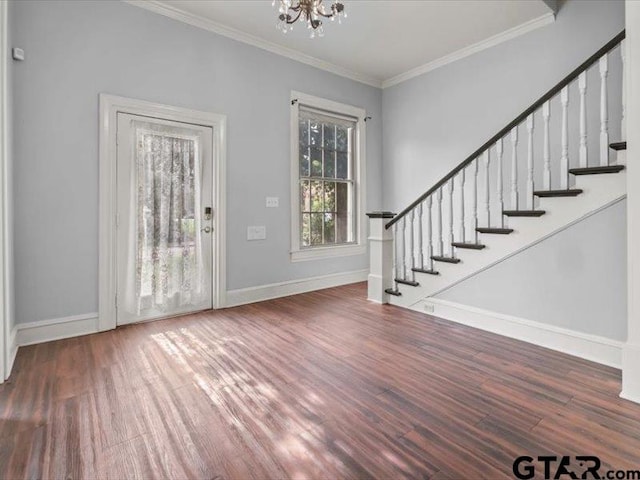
left=386, top=30, right=625, bottom=229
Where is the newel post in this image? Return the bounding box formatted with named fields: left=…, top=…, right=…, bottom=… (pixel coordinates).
left=367, top=212, right=396, bottom=304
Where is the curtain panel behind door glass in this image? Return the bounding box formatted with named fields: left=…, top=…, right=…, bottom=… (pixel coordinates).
left=127, top=126, right=205, bottom=315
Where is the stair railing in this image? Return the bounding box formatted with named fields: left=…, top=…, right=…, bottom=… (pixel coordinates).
left=367, top=30, right=625, bottom=301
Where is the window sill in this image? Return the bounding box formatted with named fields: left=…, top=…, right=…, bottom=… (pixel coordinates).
left=290, top=243, right=366, bottom=263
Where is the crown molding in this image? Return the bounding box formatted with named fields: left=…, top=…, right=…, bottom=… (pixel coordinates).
left=382, top=12, right=556, bottom=88
left=123, top=0, right=383, bottom=88
left=124, top=1, right=555, bottom=91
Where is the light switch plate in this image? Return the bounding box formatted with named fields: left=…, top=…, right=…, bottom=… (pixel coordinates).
left=266, top=197, right=279, bottom=208
left=247, top=226, right=266, bottom=241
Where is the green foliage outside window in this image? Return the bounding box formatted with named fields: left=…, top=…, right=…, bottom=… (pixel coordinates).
left=299, top=116, right=354, bottom=247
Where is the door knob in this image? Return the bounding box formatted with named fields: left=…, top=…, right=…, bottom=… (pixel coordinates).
left=201, top=226, right=212, bottom=234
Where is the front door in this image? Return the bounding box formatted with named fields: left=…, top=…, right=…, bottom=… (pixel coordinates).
left=116, top=113, right=214, bottom=325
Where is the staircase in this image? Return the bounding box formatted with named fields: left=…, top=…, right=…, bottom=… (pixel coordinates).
left=368, top=31, right=627, bottom=312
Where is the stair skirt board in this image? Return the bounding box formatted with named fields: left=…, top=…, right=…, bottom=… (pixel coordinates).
left=569, top=165, right=625, bottom=175
left=413, top=298, right=622, bottom=368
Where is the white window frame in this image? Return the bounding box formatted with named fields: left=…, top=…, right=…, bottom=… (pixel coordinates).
left=290, top=91, right=367, bottom=262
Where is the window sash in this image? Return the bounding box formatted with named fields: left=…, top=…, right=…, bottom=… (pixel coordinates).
left=298, top=172, right=355, bottom=248
left=298, top=112, right=356, bottom=248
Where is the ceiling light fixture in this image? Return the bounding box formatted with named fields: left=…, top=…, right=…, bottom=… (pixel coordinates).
left=273, top=0, right=346, bottom=38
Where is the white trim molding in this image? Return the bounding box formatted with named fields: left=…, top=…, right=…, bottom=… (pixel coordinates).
left=421, top=298, right=623, bottom=368
left=225, top=269, right=368, bottom=308
left=16, top=314, right=99, bottom=347
left=290, top=90, right=367, bottom=262
left=623, top=0, right=640, bottom=404
left=0, top=0, right=10, bottom=383
left=99, top=94, right=227, bottom=332
left=8, top=324, right=17, bottom=375
left=382, top=12, right=555, bottom=88
left=124, top=0, right=381, bottom=88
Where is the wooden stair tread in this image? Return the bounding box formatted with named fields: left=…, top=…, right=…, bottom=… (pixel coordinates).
left=412, top=268, right=440, bottom=275
left=431, top=256, right=461, bottom=264
left=569, top=165, right=625, bottom=175
left=395, top=278, right=419, bottom=287
left=385, top=288, right=401, bottom=297
left=610, top=141, right=626, bottom=151
left=503, top=210, right=545, bottom=217
left=534, top=189, right=583, bottom=197
left=476, top=227, right=514, bottom=234
left=451, top=242, right=485, bottom=250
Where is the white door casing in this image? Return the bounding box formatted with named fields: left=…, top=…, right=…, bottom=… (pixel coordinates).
left=99, top=94, right=226, bottom=332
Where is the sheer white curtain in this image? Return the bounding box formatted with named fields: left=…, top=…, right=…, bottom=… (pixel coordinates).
left=123, top=121, right=206, bottom=316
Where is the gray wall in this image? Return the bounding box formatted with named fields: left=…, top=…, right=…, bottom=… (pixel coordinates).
left=436, top=200, right=628, bottom=341
left=9, top=0, right=382, bottom=324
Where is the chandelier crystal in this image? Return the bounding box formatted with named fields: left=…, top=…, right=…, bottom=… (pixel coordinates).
left=273, top=0, right=346, bottom=38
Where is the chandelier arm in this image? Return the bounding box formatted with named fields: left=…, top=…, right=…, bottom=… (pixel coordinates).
left=286, top=10, right=303, bottom=24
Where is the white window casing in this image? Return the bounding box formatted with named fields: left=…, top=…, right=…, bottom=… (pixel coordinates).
left=290, top=91, right=367, bottom=262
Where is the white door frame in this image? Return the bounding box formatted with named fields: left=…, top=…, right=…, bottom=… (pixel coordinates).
left=0, top=0, right=8, bottom=382
left=98, top=94, right=227, bottom=332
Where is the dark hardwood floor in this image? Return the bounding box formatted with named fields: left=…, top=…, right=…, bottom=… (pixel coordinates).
left=1, top=282, right=639, bottom=479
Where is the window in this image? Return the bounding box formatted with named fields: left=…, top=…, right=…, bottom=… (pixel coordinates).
left=290, top=92, right=366, bottom=262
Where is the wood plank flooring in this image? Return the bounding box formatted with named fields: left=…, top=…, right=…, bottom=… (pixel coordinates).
left=1, top=282, right=639, bottom=479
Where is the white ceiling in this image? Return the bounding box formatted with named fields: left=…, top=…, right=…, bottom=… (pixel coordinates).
left=140, top=0, right=555, bottom=87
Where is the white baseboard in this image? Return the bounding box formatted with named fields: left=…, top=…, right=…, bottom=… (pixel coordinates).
left=7, top=324, right=17, bottom=378
left=421, top=298, right=623, bottom=368
left=16, top=313, right=99, bottom=347
left=225, top=269, right=368, bottom=308
left=621, top=343, right=640, bottom=404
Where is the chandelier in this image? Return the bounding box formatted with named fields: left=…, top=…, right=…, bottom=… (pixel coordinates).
left=273, top=0, right=346, bottom=38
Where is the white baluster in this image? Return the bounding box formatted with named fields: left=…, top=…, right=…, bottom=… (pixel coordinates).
left=526, top=113, right=534, bottom=210
left=579, top=72, right=588, bottom=167
left=496, top=138, right=504, bottom=227
left=471, top=159, right=478, bottom=242
left=621, top=40, right=626, bottom=138
left=458, top=170, right=466, bottom=243
left=409, top=209, right=415, bottom=281
left=401, top=216, right=407, bottom=280
left=417, top=202, right=424, bottom=270
left=393, top=223, right=399, bottom=283
left=483, top=151, right=490, bottom=226
left=542, top=101, right=551, bottom=190
left=599, top=54, right=609, bottom=167
left=448, top=178, right=454, bottom=257
left=510, top=126, right=519, bottom=209
left=426, top=196, right=433, bottom=270
left=436, top=188, right=443, bottom=257
left=560, top=86, right=569, bottom=189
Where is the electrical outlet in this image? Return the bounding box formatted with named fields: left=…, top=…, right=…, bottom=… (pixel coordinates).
left=423, top=303, right=435, bottom=313
left=247, top=226, right=266, bottom=241
left=266, top=197, right=279, bottom=208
